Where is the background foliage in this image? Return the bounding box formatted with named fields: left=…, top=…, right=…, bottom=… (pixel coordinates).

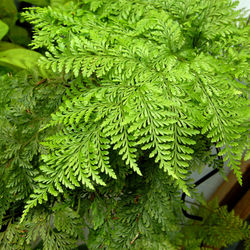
left=0, top=0, right=249, bottom=249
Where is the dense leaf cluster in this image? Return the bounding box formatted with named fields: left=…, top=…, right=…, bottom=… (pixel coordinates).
left=22, top=0, right=249, bottom=211
left=0, top=0, right=249, bottom=249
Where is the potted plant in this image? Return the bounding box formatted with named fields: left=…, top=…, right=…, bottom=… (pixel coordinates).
left=0, top=0, right=249, bottom=249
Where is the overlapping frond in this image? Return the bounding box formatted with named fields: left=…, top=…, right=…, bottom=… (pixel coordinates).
left=18, top=0, right=249, bottom=241
left=0, top=0, right=249, bottom=249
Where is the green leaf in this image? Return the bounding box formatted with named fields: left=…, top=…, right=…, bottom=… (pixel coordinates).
left=0, top=0, right=17, bottom=28
left=0, top=48, right=42, bottom=70
left=0, top=20, right=9, bottom=40
left=19, top=0, right=49, bottom=6
left=0, top=41, right=21, bottom=51
left=8, top=25, right=30, bottom=46
left=50, top=0, right=71, bottom=7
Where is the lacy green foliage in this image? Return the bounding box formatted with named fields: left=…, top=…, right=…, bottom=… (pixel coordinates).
left=201, top=207, right=249, bottom=248
left=182, top=200, right=250, bottom=249
left=245, top=236, right=250, bottom=250
left=86, top=166, right=184, bottom=249
left=0, top=222, right=31, bottom=250
left=21, top=0, right=250, bottom=218
left=0, top=71, right=65, bottom=230
left=0, top=72, right=65, bottom=196
left=0, top=0, right=249, bottom=249
left=23, top=205, right=83, bottom=250
left=189, top=134, right=223, bottom=174
left=0, top=204, right=83, bottom=250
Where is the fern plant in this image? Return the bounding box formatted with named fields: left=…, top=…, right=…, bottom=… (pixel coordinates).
left=0, top=0, right=249, bottom=249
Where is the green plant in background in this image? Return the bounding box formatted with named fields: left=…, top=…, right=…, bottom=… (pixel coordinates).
left=0, top=0, right=43, bottom=72
left=0, top=0, right=249, bottom=249
left=0, top=0, right=69, bottom=72
left=0, top=20, right=9, bottom=40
